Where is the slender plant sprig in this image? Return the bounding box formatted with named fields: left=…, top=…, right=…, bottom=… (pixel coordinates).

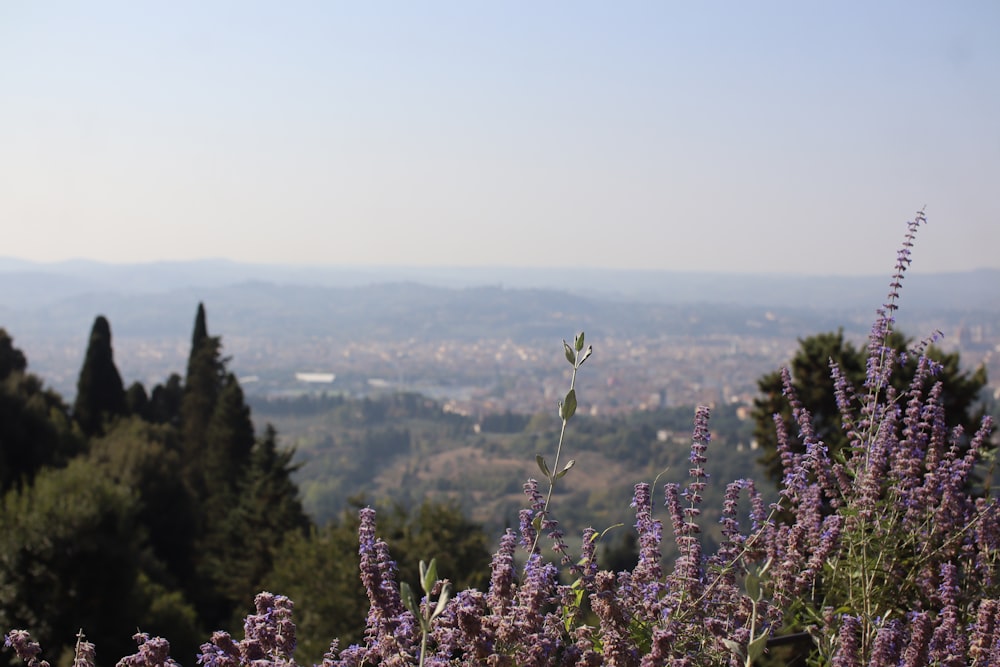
left=400, top=558, right=451, bottom=667
left=72, top=630, right=95, bottom=667
left=529, top=331, right=592, bottom=558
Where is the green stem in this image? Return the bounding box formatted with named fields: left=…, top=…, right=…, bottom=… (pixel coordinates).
left=529, top=355, right=581, bottom=557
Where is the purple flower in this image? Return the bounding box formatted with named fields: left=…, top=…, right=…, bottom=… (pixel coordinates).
left=865, top=212, right=924, bottom=393
left=831, top=616, right=861, bottom=667
left=118, top=633, right=179, bottom=667
left=72, top=633, right=96, bottom=667
left=589, top=571, right=638, bottom=667
left=901, top=611, right=933, bottom=666
left=630, top=483, right=663, bottom=595
left=969, top=599, right=1000, bottom=665
left=4, top=630, right=50, bottom=667
left=487, top=530, right=517, bottom=617
left=241, top=592, right=297, bottom=663
left=870, top=620, right=903, bottom=667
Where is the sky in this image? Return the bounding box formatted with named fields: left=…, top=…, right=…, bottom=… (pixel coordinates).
left=2, top=2, right=999, bottom=275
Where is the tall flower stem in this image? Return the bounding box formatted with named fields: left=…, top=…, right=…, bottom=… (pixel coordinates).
left=529, top=333, right=592, bottom=557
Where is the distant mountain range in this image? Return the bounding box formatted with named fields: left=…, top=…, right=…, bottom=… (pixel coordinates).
left=1, top=258, right=996, bottom=345
left=2, top=257, right=997, bottom=312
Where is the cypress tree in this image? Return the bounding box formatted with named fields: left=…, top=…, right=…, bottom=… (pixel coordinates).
left=180, top=304, right=226, bottom=498
left=177, top=303, right=266, bottom=625
left=73, top=315, right=127, bottom=436
left=204, top=373, right=256, bottom=490
left=190, top=302, right=209, bottom=352
left=202, top=425, right=310, bottom=622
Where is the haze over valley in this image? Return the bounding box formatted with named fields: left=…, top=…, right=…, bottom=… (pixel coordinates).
left=3, top=259, right=998, bottom=418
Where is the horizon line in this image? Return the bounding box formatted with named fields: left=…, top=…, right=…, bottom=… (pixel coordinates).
left=2, top=255, right=998, bottom=280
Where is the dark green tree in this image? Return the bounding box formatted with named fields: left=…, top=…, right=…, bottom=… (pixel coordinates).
left=178, top=304, right=262, bottom=504
left=174, top=303, right=293, bottom=629
left=0, top=330, right=81, bottom=493
left=204, top=425, right=310, bottom=626
left=0, top=459, right=145, bottom=664
left=125, top=381, right=150, bottom=420
left=85, top=417, right=203, bottom=662
left=0, top=329, right=27, bottom=380
left=179, top=304, right=228, bottom=501
left=87, top=417, right=199, bottom=592
left=753, top=329, right=988, bottom=487
left=191, top=377, right=261, bottom=627
left=600, top=530, right=640, bottom=573
left=203, top=374, right=256, bottom=492
left=73, top=315, right=128, bottom=436
left=148, top=373, right=183, bottom=426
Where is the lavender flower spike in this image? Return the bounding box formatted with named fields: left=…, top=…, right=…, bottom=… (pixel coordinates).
left=117, top=633, right=180, bottom=667
left=4, top=630, right=50, bottom=667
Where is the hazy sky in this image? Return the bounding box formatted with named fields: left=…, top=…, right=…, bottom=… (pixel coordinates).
left=2, top=2, right=998, bottom=275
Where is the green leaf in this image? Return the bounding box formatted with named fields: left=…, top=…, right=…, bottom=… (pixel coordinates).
left=580, top=345, right=593, bottom=365
left=555, top=459, right=576, bottom=479
left=720, top=639, right=746, bottom=660
left=400, top=582, right=419, bottom=617
left=574, top=332, right=585, bottom=352
left=536, top=455, right=551, bottom=479
left=748, top=633, right=770, bottom=662
left=563, top=341, right=576, bottom=365
left=562, top=389, right=577, bottom=420
left=422, top=558, right=438, bottom=594
left=431, top=582, right=451, bottom=620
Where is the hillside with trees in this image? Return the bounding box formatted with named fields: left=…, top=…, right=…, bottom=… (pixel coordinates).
left=0, top=310, right=492, bottom=666
left=250, top=393, right=770, bottom=555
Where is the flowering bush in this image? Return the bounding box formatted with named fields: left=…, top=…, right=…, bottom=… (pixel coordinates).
left=5, top=211, right=999, bottom=665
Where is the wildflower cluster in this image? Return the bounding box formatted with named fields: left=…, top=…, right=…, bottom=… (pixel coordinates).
left=121, top=633, right=181, bottom=667
left=4, top=210, right=998, bottom=665
left=198, top=593, right=296, bottom=667
left=4, top=630, right=50, bottom=667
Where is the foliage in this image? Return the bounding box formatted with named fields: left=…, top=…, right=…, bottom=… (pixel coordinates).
left=257, top=390, right=763, bottom=549
left=0, top=459, right=146, bottom=663
left=202, top=425, right=311, bottom=621
left=0, top=330, right=81, bottom=495
left=86, top=417, right=200, bottom=594
left=0, top=331, right=27, bottom=380
left=147, top=373, right=183, bottom=426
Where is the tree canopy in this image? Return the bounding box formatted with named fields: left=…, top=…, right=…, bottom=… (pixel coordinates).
left=0, top=330, right=80, bottom=494
left=753, top=328, right=989, bottom=488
